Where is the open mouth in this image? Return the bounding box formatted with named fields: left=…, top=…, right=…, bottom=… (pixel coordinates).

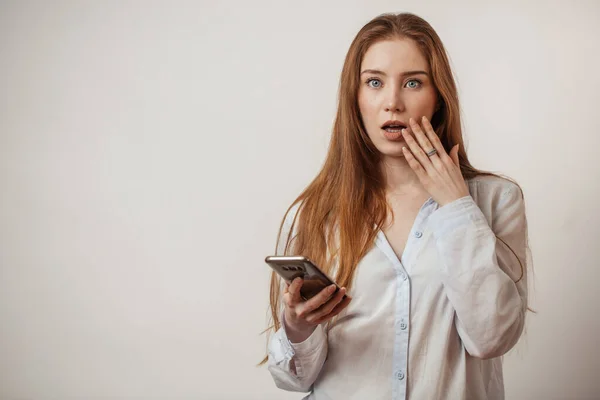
left=381, top=123, right=407, bottom=133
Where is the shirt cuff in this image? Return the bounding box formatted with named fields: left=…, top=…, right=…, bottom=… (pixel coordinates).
left=428, top=195, right=488, bottom=238
left=282, top=312, right=326, bottom=355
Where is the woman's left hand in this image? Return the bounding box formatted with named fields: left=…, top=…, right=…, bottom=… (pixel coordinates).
left=401, top=116, right=470, bottom=207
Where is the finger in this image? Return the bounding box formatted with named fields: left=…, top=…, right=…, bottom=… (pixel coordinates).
left=421, top=116, right=453, bottom=164
left=402, top=146, right=429, bottom=183
left=287, top=277, right=304, bottom=305
left=412, top=117, right=440, bottom=161
left=302, top=284, right=337, bottom=313
left=402, top=121, right=435, bottom=174
left=449, top=144, right=460, bottom=166
left=417, top=116, right=446, bottom=169
left=306, top=287, right=347, bottom=322
left=313, top=295, right=353, bottom=324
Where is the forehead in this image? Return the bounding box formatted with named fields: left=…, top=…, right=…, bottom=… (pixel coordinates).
left=361, top=38, right=429, bottom=72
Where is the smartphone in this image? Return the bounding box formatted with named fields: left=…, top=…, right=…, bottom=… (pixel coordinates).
left=265, top=255, right=345, bottom=301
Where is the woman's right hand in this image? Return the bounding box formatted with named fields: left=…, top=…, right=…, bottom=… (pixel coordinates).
left=283, top=277, right=352, bottom=343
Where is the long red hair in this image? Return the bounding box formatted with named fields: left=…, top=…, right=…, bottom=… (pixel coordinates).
left=260, top=12, right=526, bottom=365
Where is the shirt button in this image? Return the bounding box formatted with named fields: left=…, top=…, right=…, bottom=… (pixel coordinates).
left=396, top=371, right=405, bottom=380
left=415, top=231, right=423, bottom=238
left=400, top=321, right=407, bottom=330
left=400, top=272, right=408, bottom=281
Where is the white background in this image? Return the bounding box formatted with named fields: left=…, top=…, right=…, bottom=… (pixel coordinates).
left=1, top=0, right=599, bottom=399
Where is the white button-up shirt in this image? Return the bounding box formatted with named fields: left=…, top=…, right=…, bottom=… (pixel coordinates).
left=267, top=175, right=529, bottom=400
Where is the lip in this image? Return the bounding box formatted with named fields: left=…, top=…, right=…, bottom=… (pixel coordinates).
left=381, top=120, right=407, bottom=129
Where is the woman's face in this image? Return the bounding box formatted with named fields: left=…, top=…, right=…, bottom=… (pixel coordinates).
left=358, top=38, right=439, bottom=158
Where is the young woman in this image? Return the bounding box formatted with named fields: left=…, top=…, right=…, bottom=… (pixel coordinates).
left=261, top=12, right=530, bottom=400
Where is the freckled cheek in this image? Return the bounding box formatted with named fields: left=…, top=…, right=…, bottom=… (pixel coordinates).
left=409, top=105, right=430, bottom=116
left=358, top=97, right=378, bottom=128
left=406, top=93, right=436, bottom=116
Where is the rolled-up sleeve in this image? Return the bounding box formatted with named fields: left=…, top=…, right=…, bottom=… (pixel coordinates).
left=428, top=184, right=528, bottom=359
left=267, top=314, right=328, bottom=392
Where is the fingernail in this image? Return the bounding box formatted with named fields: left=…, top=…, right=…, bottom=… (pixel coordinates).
left=409, top=117, right=414, bottom=124
left=401, top=128, right=407, bottom=134
left=422, top=116, right=427, bottom=122
left=329, top=285, right=336, bottom=293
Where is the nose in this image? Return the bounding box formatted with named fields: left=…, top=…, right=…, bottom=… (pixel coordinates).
left=384, top=85, right=404, bottom=113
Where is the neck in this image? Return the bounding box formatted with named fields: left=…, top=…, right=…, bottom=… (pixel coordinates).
left=381, top=155, right=427, bottom=197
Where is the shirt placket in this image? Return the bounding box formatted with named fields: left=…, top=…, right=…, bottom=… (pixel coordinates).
left=377, top=199, right=434, bottom=400
left=374, top=232, right=411, bottom=400
left=393, top=257, right=410, bottom=399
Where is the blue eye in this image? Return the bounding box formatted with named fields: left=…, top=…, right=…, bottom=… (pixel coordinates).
left=406, top=79, right=422, bottom=89
left=366, top=78, right=382, bottom=88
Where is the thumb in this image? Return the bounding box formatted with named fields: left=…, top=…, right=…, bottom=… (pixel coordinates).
left=288, top=277, right=304, bottom=304
left=450, top=144, right=460, bottom=166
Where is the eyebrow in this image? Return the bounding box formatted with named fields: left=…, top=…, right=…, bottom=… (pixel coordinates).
left=360, top=69, right=429, bottom=77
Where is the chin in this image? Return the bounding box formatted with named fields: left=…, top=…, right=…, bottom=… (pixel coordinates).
left=376, top=142, right=407, bottom=158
